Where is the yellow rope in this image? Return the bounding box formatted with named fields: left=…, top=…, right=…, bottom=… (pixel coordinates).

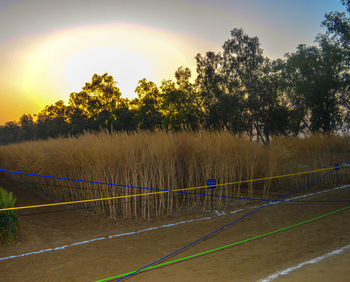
left=0, top=191, right=168, bottom=211
left=173, top=167, right=335, bottom=191
left=1, top=164, right=348, bottom=212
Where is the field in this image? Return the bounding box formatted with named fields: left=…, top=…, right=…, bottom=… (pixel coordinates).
left=0, top=132, right=350, bottom=281
left=0, top=132, right=349, bottom=220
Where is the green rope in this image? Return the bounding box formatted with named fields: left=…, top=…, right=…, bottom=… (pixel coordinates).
left=96, top=205, right=350, bottom=282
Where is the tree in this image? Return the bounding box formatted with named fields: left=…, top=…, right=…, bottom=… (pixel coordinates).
left=111, top=99, right=137, bottom=132
left=195, top=51, right=226, bottom=130
left=36, top=100, right=70, bottom=138
left=222, top=28, right=264, bottom=137
left=0, top=122, right=21, bottom=144
left=322, top=0, right=350, bottom=48
left=321, top=0, right=350, bottom=130
left=159, top=67, right=203, bottom=131
left=19, top=114, right=35, bottom=141
left=2, top=2, right=350, bottom=144
left=81, top=72, right=122, bottom=113
left=133, top=78, right=163, bottom=131
left=246, top=59, right=290, bottom=141
left=221, top=28, right=289, bottom=142
left=283, top=43, right=345, bottom=133
left=69, top=73, right=123, bottom=132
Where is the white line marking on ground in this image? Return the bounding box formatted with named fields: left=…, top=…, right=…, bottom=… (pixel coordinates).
left=259, top=243, right=350, bottom=282
left=0, top=185, right=349, bottom=262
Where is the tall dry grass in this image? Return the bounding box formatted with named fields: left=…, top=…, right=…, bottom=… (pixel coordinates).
left=0, top=132, right=349, bottom=220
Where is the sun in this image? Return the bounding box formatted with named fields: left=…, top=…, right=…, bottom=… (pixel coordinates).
left=7, top=22, right=219, bottom=120
left=63, top=45, right=152, bottom=98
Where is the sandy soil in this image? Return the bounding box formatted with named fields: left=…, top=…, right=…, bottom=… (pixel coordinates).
left=277, top=248, right=350, bottom=282
left=0, top=177, right=349, bottom=282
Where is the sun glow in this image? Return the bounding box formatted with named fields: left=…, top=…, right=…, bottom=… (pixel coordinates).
left=63, top=45, right=152, bottom=97
left=16, top=23, right=202, bottom=100
left=0, top=23, right=220, bottom=124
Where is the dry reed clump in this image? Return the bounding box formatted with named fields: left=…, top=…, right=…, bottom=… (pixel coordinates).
left=0, top=132, right=349, bottom=220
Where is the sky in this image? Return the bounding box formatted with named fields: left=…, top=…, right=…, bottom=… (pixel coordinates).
left=0, top=0, right=347, bottom=125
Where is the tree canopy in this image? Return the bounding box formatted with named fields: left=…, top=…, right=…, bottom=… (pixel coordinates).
left=1, top=1, right=349, bottom=145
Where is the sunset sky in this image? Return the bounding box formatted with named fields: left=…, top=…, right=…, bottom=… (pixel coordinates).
left=0, top=0, right=346, bottom=125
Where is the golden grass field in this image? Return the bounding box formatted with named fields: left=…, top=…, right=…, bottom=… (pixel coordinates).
left=0, top=132, right=349, bottom=220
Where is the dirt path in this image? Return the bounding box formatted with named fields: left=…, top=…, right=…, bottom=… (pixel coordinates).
left=271, top=247, right=350, bottom=282
left=0, top=178, right=349, bottom=282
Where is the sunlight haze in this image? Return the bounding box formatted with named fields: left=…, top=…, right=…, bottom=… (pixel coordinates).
left=0, top=0, right=346, bottom=125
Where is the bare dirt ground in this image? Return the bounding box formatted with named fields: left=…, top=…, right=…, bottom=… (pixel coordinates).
left=276, top=247, right=350, bottom=282
left=0, top=177, right=349, bottom=282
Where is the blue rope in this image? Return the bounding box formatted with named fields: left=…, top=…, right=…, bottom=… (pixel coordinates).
left=1, top=169, right=349, bottom=209
left=1, top=169, right=282, bottom=204
left=116, top=169, right=336, bottom=281
left=0, top=169, right=270, bottom=201
left=13, top=179, right=350, bottom=204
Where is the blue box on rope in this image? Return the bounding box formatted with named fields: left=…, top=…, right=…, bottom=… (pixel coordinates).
left=207, top=179, right=216, bottom=189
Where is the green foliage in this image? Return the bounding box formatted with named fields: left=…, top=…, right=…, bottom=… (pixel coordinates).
left=0, top=187, right=19, bottom=244
left=322, top=0, right=350, bottom=47
left=283, top=43, right=344, bottom=133
left=69, top=73, right=123, bottom=132
left=0, top=2, right=349, bottom=144
left=161, top=67, right=203, bottom=131
left=133, top=78, right=163, bottom=130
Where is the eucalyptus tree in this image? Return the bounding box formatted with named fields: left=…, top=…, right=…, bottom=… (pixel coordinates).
left=134, top=78, right=163, bottom=131
left=322, top=0, right=350, bottom=48
left=19, top=114, right=35, bottom=141
left=221, top=28, right=289, bottom=142
left=0, top=122, right=21, bottom=144
left=69, top=73, right=123, bottom=132
left=159, top=67, right=203, bottom=131
left=321, top=0, right=350, bottom=129
left=36, top=100, right=70, bottom=138
left=283, top=41, right=346, bottom=133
